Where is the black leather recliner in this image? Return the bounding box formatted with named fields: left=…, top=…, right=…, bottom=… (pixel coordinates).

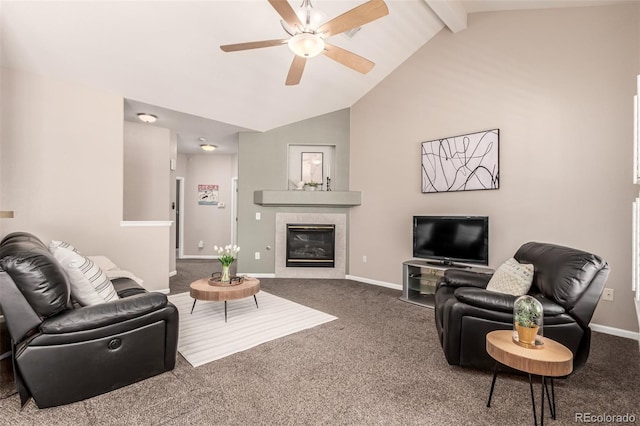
left=0, top=232, right=179, bottom=408
left=434, top=241, right=609, bottom=373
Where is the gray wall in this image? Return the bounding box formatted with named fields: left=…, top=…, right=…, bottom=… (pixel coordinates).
left=237, top=109, right=351, bottom=273
left=349, top=4, right=640, bottom=333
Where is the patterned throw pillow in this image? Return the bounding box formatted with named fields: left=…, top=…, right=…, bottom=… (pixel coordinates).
left=50, top=246, right=119, bottom=306
left=486, top=258, right=535, bottom=296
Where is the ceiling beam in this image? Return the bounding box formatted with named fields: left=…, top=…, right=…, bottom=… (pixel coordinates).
left=424, top=0, right=467, bottom=33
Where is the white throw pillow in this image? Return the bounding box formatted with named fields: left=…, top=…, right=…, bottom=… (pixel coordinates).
left=51, top=246, right=119, bottom=306
left=49, top=240, right=81, bottom=254
left=486, top=258, right=534, bottom=296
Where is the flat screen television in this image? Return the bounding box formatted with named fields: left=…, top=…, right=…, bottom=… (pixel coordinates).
left=413, top=216, right=489, bottom=266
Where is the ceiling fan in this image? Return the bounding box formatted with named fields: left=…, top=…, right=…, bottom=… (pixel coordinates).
left=220, top=0, right=389, bottom=86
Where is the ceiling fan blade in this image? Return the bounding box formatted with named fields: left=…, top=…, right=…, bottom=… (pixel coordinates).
left=323, top=43, right=374, bottom=74
left=268, top=0, right=303, bottom=30
left=220, top=39, right=287, bottom=52
left=286, top=56, right=306, bottom=86
left=317, top=0, right=389, bottom=38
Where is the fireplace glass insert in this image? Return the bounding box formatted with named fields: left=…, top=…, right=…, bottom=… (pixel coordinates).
left=286, top=224, right=335, bottom=267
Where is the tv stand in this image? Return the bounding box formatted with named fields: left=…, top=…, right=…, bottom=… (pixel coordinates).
left=400, top=259, right=493, bottom=309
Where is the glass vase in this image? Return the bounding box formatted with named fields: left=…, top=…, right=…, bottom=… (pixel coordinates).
left=513, top=295, right=544, bottom=348
left=221, top=264, right=231, bottom=284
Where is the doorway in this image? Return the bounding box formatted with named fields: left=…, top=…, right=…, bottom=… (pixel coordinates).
left=176, top=176, right=185, bottom=258
left=231, top=177, right=238, bottom=246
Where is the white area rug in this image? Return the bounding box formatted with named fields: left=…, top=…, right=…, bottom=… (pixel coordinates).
left=167, top=290, right=337, bottom=367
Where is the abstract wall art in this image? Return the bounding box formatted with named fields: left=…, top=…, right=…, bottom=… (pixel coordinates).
left=421, top=129, right=500, bottom=193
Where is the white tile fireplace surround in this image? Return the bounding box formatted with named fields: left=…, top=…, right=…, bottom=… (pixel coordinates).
left=275, top=213, right=346, bottom=279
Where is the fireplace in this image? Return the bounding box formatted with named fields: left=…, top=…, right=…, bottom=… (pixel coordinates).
left=286, top=224, right=335, bottom=268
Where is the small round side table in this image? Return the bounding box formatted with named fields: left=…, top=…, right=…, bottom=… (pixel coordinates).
left=189, top=277, right=260, bottom=322
left=486, top=330, right=573, bottom=426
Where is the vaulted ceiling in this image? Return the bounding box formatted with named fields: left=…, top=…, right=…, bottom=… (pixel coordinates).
left=1, top=0, right=631, bottom=154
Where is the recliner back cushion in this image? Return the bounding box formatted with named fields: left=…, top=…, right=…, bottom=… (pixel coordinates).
left=514, top=242, right=607, bottom=310
left=0, top=249, right=71, bottom=319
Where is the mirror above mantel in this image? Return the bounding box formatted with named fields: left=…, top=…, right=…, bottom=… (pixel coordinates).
left=288, top=144, right=335, bottom=191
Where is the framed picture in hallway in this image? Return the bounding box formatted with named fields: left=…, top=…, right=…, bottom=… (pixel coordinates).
left=198, top=184, right=219, bottom=205
left=421, top=129, right=500, bottom=193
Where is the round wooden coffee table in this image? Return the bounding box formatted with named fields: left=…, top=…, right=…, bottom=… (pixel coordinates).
left=189, top=277, right=260, bottom=322
left=486, top=330, right=573, bottom=426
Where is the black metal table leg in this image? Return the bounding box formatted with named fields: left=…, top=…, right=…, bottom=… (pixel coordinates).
left=528, top=374, right=538, bottom=426
left=545, top=377, right=556, bottom=419
left=253, top=294, right=259, bottom=309
left=487, top=362, right=499, bottom=408
left=541, top=376, right=545, bottom=426
left=224, top=300, right=228, bottom=323
left=190, top=299, right=197, bottom=314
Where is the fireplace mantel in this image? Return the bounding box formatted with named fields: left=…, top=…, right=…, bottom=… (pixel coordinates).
left=254, top=190, right=361, bottom=207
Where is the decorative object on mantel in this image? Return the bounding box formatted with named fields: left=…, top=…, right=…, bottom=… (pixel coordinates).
left=421, top=129, right=500, bottom=193
left=290, top=180, right=306, bottom=190
left=304, top=181, right=321, bottom=191
left=512, top=295, right=544, bottom=349
left=214, top=244, right=240, bottom=284
left=326, top=176, right=331, bottom=191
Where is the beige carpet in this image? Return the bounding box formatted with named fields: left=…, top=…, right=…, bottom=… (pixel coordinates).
left=168, top=290, right=337, bottom=367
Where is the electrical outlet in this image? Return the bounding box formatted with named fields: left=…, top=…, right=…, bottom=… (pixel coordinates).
left=255, top=251, right=260, bottom=260
left=255, top=212, right=261, bottom=220
left=362, top=255, right=367, bottom=263
left=602, top=288, right=614, bottom=301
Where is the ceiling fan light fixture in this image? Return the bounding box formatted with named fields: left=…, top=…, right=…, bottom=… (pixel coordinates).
left=137, top=113, right=157, bottom=123
left=288, top=33, right=325, bottom=58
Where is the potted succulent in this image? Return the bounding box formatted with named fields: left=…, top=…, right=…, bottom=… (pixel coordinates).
left=513, top=295, right=543, bottom=345
left=304, top=181, right=321, bottom=191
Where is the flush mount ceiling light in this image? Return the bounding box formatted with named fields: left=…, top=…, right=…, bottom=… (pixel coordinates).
left=199, top=137, right=216, bottom=152
left=137, top=113, right=157, bottom=123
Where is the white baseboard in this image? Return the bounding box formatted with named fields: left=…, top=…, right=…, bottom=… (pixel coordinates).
left=169, top=270, right=177, bottom=278
left=155, top=288, right=170, bottom=295
left=590, top=323, right=640, bottom=342
left=345, top=275, right=402, bottom=291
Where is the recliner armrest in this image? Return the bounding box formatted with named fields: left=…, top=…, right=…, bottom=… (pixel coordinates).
left=454, top=287, right=566, bottom=316
left=439, top=269, right=492, bottom=289
left=40, top=292, right=169, bottom=334
left=454, top=287, right=516, bottom=313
